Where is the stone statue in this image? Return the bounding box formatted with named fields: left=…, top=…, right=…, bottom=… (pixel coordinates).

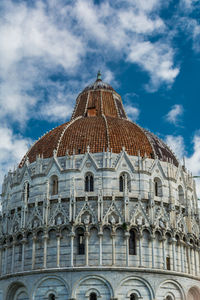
left=56, top=215, right=63, bottom=225
left=110, top=215, right=116, bottom=225
left=83, top=214, right=90, bottom=225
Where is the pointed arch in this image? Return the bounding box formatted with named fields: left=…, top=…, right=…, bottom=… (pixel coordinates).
left=154, top=177, right=162, bottom=197
left=119, top=172, right=131, bottom=192
left=129, top=229, right=137, bottom=255
left=50, top=175, right=58, bottom=195
left=85, top=172, right=94, bottom=192
left=178, top=185, right=184, bottom=204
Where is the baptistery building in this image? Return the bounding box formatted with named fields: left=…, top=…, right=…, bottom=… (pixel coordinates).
left=0, top=73, right=200, bottom=300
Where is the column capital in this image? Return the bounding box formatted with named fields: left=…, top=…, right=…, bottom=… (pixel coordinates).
left=84, top=231, right=90, bottom=237
left=70, top=232, right=75, bottom=238
left=111, top=232, right=116, bottom=238
left=124, top=232, right=130, bottom=238
left=21, top=238, right=27, bottom=244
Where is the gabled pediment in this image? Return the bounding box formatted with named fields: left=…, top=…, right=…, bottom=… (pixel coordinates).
left=45, top=157, right=62, bottom=176
left=75, top=200, right=97, bottom=224
left=79, top=152, right=98, bottom=172
left=114, top=150, right=135, bottom=173
left=130, top=201, right=150, bottom=226
left=150, top=159, right=167, bottom=179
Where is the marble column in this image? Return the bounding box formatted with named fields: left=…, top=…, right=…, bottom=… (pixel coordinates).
left=4, top=246, right=8, bottom=274
left=111, top=232, right=116, bottom=266
left=21, top=238, right=27, bottom=272
left=172, top=238, right=176, bottom=271
left=32, top=235, right=36, bottom=270
left=162, top=237, right=166, bottom=269
left=98, top=231, right=103, bottom=266
left=138, top=233, right=142, bottom=267
left=187, top=244, right=191, bottom=274
left=125, top=232, right=130, bottom=267
left=151, top=235, right=155, bottom=268
left=57, top=233, right=61, bottom=268
left=70, top=232, right=75, bottom=267
left=194, top=247, right=198, bottom=276
left=11, top=241, right=15, bottom=273
left=85, top=230, right=89, bottom=266
left=43, top=233, right=48, bottom=269
left=180, top=241, right=184, bottom=273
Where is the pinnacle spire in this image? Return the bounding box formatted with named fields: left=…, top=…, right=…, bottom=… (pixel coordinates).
left=97, top=70, right=102, bottom=81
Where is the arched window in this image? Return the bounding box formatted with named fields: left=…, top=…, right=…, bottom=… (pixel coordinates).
left=48, top=294, right=56, bottom=300
left=18, top=243, right=22, bottom=261
left=119, top=175, right=124, bottom=192
left=85, top=173, right=94, bottom=192
left=166, top=256, right=171, bottom=270
left=154, top=177, right=162, bottom=197
left=178, top=185, right=184, bottom=204
left=90, top=292, right=97, bottom=300
left=77, top=228, right=85, bottom=255
left=129, top=230, right=136, bottom=255
left=51, top=175, right=58, bottom=195
left=130, top=294, right=137, bottom=300
left=119, top=173, right=131, bottom=192
left=17, top=235, right=23, bottom=261
left=166, top=296, right=173, bottom=300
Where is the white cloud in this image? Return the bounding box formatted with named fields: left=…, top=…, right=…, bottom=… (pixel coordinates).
left=0, top=126, right=31, bottom=189
left=165, top=104, right=183, bottom=125
left=185, top=133, right=200, bottom=198
left=0, top=0, right=85, bottom=126
left=127, top=41, right=179, bottom=91
left=0, top=0, right=181, bottom=130
left=185, top=133, right=200, bottom=175
left=179, top=0, right=199, bottom=11
left=125, top=106, right=140, bottom=121
left=165, top=135, right=185, bottom=160
left=165, top=132, right=200, bottom=198
left=0, top=0, right=194, bottom=189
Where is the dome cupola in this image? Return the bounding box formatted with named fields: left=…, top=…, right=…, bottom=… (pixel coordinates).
left=20, top=73, right=178, bottom=167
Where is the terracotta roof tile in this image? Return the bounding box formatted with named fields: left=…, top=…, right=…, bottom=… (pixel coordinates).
left=19, top=78, right=179, bottom=167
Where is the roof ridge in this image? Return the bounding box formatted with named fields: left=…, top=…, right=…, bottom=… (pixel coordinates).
left=102, top=114, right=110, bottom=150
left=56, top=116, right=83, bottom=156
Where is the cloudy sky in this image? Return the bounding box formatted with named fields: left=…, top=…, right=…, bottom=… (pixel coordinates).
left=0, top=0, right=200, bottom=194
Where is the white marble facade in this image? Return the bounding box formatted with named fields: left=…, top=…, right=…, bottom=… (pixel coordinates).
left=0, top=149, right=200, bottom=300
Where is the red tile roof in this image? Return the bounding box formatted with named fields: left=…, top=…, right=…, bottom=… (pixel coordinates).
left=19, top=78, right=178, bottom=167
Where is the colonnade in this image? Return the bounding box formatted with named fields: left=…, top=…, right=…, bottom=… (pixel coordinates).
left=0, top=226, right=199, bottom=278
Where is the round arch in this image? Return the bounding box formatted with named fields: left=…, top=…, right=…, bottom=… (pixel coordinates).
left=156, top=279, right=186, bottom=300
left=72, top=275, right=114, bottom=299
left=6, top=282, right=29, bottom=300
left=117, top=276, right=155, bottom=300
left=32, top=275, right=69, bottom=300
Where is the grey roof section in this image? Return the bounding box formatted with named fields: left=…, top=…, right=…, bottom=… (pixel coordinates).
left=83, top=79, right=114, bottom=92
left=144, top=130, right=179, bottom=167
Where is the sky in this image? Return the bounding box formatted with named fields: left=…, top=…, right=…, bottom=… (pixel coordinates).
left=0, top=0, right=200, bottom=196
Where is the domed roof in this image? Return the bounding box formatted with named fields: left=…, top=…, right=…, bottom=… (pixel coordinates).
left=83, top=71, right=114, bottom=92
left=19, top=73, right=178, bottom=167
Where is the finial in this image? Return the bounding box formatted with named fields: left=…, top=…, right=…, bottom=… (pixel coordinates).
left=97, top=70, right=102, bottom=80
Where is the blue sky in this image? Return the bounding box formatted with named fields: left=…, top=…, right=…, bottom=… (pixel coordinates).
left=1, top=0, right=200, bottom=193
